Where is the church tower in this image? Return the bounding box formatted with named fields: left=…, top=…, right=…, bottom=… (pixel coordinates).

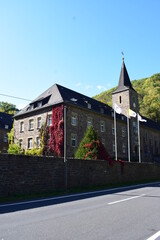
left=112, top=57, right=139, bottom=117
left=112, top=58, right=140, bottom=160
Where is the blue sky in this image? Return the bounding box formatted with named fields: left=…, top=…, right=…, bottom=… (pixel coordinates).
left=0, top=0, right=160, bottom=109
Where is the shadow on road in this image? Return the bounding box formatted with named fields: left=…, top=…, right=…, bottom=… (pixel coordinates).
left=0, top=182, right=159, bottom=214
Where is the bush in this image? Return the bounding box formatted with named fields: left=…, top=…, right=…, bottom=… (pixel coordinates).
left=8, top=144, right=23, bottom=155
left=25, top=148, right=42, bottom=156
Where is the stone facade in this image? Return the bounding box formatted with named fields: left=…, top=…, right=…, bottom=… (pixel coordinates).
left=14, top=107, right=52, bottom=150
left=66, top=104, right=128, bottom=159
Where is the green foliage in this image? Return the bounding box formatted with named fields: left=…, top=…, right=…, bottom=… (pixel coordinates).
left=7, top=120, right=15, bottom=145
left=8, top=143, right=23, bottom=154
left=75, top=126, right=98, bottom=159
left=0, top=101, right=17, bottom=114
left=25, top=148, right=42, bottom=156
left=40, top=122, right=50, bottom=155
left=94, top=73, right=160, bottom=123
left=8, top=120, right=24, bottom=154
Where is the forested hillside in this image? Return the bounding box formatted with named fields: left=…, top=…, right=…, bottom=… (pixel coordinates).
left=94, top=73, right=160, bottom=123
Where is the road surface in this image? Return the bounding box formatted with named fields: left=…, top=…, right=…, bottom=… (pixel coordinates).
left=0, top=182, right=160, bottom=240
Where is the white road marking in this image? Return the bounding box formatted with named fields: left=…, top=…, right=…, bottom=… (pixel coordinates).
left=146, top=230, right=160, bottom=240
left=108, top=194, right=145, bottom=205
left=0, top=181, right=159, bottom=208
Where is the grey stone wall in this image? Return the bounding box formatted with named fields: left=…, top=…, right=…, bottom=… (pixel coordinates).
left=0, top=154, right=160, bottom=197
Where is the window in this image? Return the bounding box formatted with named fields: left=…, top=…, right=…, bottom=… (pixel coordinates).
left=20, top=122, right=24, bottom=132
left=122, top=143, right=126, bottom=153
left=102, top=138, right=105, bottom=146
left=122, top=127, right=126, bottom=137
left=88, top=103, right=91, bottom=109
left=5, top=125, right=9, bottom=129
left=113, top=143, right=115, bottom=152
left=71, top=134, right=77, bottom=147
left=112, top=124, right=115, bottom=135
left=87, top=117, right=92, bottom=127
left=3, top=133, right=8, bottom=143
left=48, top=115, right=52, bottom=126
left=100, top=108, right=104, bottom=114
left=71, top=113, right=77, bottom=126
left=37, top=117, right=41, bottom=129
left=100, top=121, right=105, bottom=132
left=29, top=119, right=34, bottom=130
left=119, top=96, right=122, bottom=104
left=37, top=102, right=42, bottom=108
left=19, top=139, right=23, bottom=148
left=28, top=138, right=33, bottom=149
left=36, top=137, right=41, bottom=148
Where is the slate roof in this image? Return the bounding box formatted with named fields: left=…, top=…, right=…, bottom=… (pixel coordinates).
left=15, top=84, right=114, bottom=118
left=140, top=116, right=160, bottom=131
left=112, top=58, right=135, bottom=94
left=14, top=82, right=160, bottom=131
left=0, top=112, right=13, bottom=130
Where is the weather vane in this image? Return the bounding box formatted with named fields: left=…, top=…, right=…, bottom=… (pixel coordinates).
left=121, top=51, right=124, bottom=61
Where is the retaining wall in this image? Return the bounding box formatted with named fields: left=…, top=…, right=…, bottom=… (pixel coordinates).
left=0, top=154, right=160, bottom=197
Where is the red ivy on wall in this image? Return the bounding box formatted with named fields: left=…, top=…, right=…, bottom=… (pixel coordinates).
left=49, top=105, right=64, bottom=157
left=84, top=140, right=113, bottom=166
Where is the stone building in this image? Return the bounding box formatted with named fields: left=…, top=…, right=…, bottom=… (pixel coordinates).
left=0, top=112, right=13, bottom=153
left=14, top=59, right=160, bottom=162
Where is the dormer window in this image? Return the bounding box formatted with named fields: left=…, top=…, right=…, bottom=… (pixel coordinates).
left=88, top=103, right=91, bottom=109
left=30, top=105, right=34, bottom=110
left=37, top=102, right=42, bottom=108
left=100, top=108, right=104, bottom=114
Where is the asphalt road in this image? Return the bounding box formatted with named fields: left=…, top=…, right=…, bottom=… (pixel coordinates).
left=0, top=182, right=160, bottom=240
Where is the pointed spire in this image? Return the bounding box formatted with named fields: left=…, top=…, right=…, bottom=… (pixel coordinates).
left=112, top=57, right=134, bottom=94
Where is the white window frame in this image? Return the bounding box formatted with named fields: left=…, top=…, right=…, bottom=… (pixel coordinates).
left=29, top=119, right=34, bottom=131
left=122, top=127, right=126, bottom=137
left=28, top=138, right=33, bottom=149
left=71, top=113, right=77, bottom=126
left=20, top=121, right=24, bottom=132
left=122, top=143, right=126, bottom=153
left=19, top=139, right=23, bottom=148
left=88, top=103, right=91, bottom=109
left=100, top=121, right=105, bottom=132
left=36, top=137, right=41, bottom=148
left=3, top=133, right=8, bottom=143
left=113, top=143, right=115, bottom=152
left=71, top=134, right=77, bottom=147
left=87, top=117, right=92, bottom=127
left=48, top=114, right=52, bottom=126
left=37, top=117, right=41, bottom=129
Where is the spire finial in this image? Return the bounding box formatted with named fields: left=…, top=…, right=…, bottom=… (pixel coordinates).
left=121, top=51, right=124, bottom=62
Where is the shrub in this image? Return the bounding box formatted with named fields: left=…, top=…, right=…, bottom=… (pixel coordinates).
left=25, top=148, right=42, bottom=156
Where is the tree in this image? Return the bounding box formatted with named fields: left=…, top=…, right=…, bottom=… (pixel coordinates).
left=75, top=126, right=112, bottom=163
left=0, top=101, right=17, bottom=114
left=75, top=126, right=98, bottom=159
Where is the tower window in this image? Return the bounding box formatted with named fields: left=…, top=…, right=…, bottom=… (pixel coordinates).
left=119, top=96, right=122, bottom=104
